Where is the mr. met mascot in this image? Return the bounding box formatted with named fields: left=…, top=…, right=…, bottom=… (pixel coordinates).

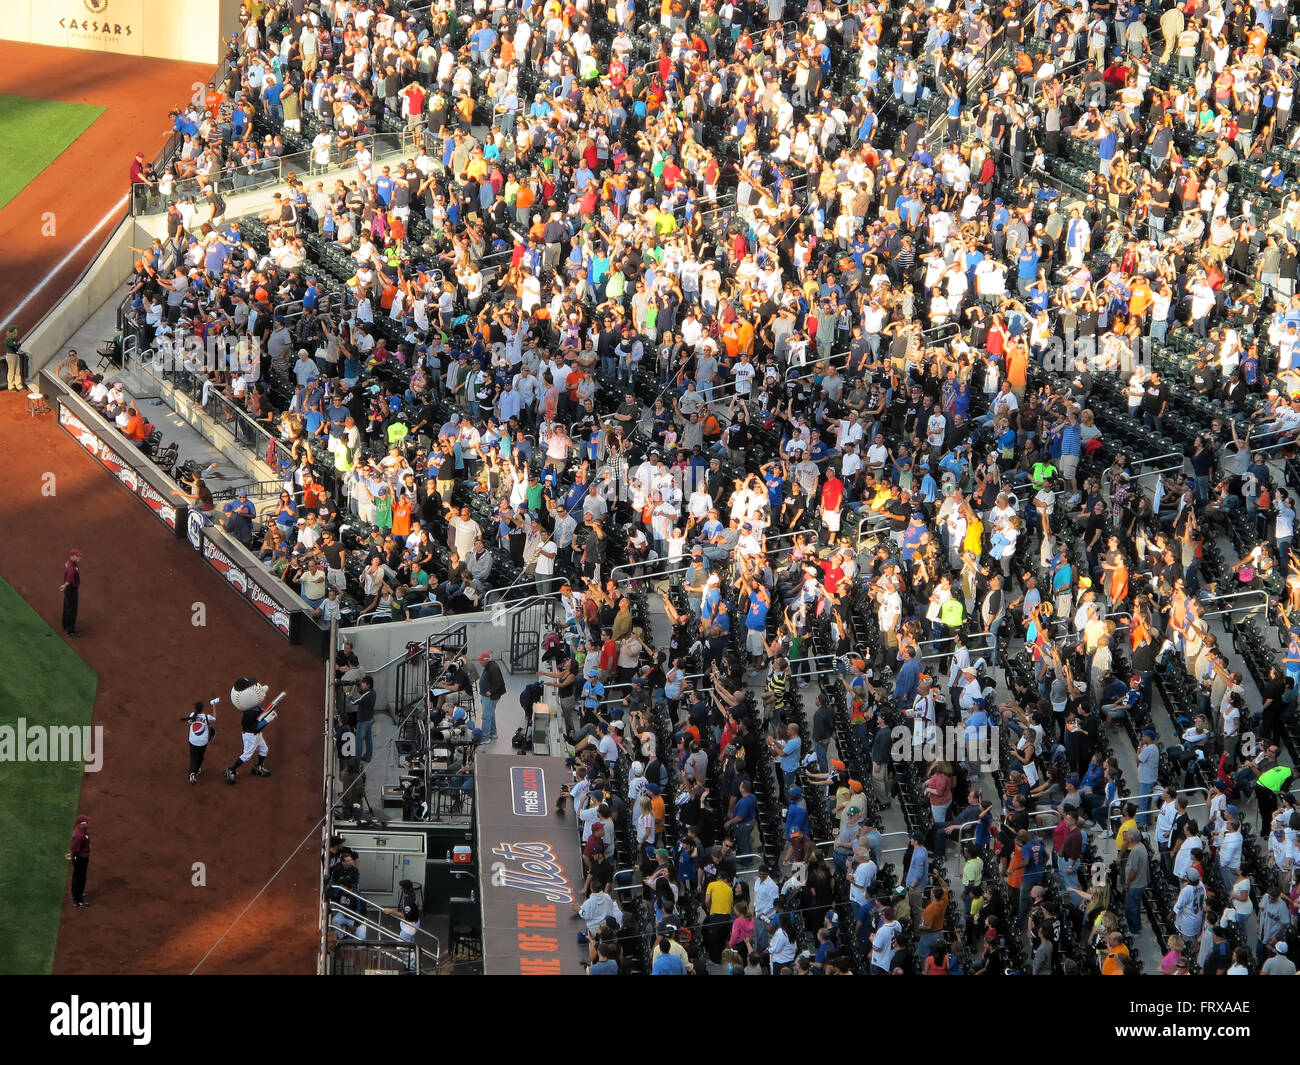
left=224, top=677, right=283, bottom=783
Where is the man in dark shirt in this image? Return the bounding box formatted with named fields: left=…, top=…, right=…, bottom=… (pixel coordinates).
left=812, top=696, right=834, bottom=772
left=1141, top=372, right=1169, bottom=435
left=349, top=676, right=377, bottom=762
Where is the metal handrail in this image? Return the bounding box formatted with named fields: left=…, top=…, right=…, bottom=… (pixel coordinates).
left=482, top=567, right=540, bottom=607
left=1203, top=589, right=1271, bottom=620
left=608, top=557, right=698, bottom=586
left=1107, top=787, right=1210, bottom=824
left=356, top=599, right=447, bottom=625
left=327, top=892, right=440, bottom=968
left=329, top=930, right=423, bottom=972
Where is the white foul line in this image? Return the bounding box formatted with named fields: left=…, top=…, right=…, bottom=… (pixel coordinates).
left=0, top=193, right=130, bottom=329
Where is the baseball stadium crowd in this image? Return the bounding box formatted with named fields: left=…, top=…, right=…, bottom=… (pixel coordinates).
left=54, top=0, right=1300, bottom=972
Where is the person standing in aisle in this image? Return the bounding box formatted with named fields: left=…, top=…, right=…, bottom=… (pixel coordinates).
left=65, top=814, right=91, bottom=907
left=59, top=548, right=82, bottom=637
left=347, top=676, right=377, bottom=762
left=477, top=651, right=506, bottom=743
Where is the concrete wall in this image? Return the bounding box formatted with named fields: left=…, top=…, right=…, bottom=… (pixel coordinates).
left=24, top=214, right=140, bottom=374
left=0, top=0, right=240, bottom=64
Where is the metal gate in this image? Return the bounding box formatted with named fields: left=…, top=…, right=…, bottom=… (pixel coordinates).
left=507, top=598, right=556, bottom=674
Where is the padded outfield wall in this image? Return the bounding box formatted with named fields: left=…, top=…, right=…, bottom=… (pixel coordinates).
left=0, top=0, right=241, bottom=65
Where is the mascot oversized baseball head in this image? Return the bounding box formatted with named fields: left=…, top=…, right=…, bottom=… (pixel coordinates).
left=231, top=677, right=269, bottom=712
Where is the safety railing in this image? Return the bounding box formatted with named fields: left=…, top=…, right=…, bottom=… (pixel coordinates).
left=1202, top=589, right=1271, bottom=620
left=356, top=598, right=447, bottom=625
left=918, top=632, right=998, bottom=663
left=133, top=127, right=422, bottom=217
left=327, top=883, right=440, bottom=970
left=1108, top=786, right=1210, bottom=824
left=608, top=557, right=699, bottom=587
left=124, top=343, right=299, bottom=478
left=482, top=567, right=541, bottom=608
left=855, top=512, right=894, bottom=545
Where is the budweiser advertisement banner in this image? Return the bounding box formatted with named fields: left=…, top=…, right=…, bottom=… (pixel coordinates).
left=197, top=526, right=296, bottom=640
left=57, top=400, right=183, bottom=533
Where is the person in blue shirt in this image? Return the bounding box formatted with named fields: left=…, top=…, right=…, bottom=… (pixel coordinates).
left=651, top=936, right=688, bottom=974
left=1017, top=832, right=1045, bottom=921
left=913, top=464, right=936, bottom=505
left=893, top=649, right=921, bottom=705
left=1017, top=241, right=1040, bottom=295
left=773, top=728, right=802, bottom=800
left=900, top=513, right=927, bottom=566
left=850, top=233, right=869, bottom=268
left=784, top=786, right=809, bottom=839
left=745, top=587, right=769, bottom=668
left=857, top=107, right=877, bottom=144
left=764, top=463, right=785, bottom=509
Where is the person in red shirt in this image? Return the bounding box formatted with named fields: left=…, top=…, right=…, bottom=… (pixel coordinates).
left=599, top=628, right=618, bottom=676
left=66, top=814, right=91, bottom=906
left=303, top=476, right=326, bottom=512
left=821, top=468, right=844, bottom=540
left=60, top=548, right=82, bottom=637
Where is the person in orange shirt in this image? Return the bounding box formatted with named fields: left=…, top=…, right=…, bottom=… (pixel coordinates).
left=734, top=316, right=755, bottom=356
left=1005, top=339, right=1029, bottom=402
left=722, top=322, right=742, bottom=360
left=1128, top=276, right=1153, bottom=321
left=391, top=492, right=413, bottom=538
left=1006, top=832, right=1027, bottom=891
left=124, top=406, right=149, bottom=446
left=1101, top=931, right=1131, bottom=974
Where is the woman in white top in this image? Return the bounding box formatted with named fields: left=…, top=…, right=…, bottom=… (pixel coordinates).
left=768, top=916, right=797, bottom=973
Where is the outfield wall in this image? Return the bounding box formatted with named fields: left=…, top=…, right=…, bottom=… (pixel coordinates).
left=0, top=0, right=241, bottom=65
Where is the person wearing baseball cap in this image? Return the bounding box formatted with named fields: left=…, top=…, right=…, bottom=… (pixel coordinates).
left=60, top=548, right=83, bottom=637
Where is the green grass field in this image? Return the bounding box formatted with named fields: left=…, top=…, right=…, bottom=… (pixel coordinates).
left=0, top=577, right=98, bottom=974
left=0, top=95, right=104, bottom=212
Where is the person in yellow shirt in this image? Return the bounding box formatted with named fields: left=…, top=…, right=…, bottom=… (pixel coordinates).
left=705, top=875, right=734, bottom=916
left=464, top=149, right=489, bottom=184
left=963, top=512, right=985, bottom=557
left=702, top=873, right=735, bottom=963
left=1115, top=802, right=1138, bottom=856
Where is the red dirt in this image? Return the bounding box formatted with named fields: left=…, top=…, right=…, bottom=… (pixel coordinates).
left=0, top=42, right=212, bottom=334
left=0, top=396, right=326, bottom=974
left=0, top=44, right=325, bottom=975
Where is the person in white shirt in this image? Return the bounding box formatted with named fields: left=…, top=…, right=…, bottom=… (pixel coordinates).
left=870, top=910, right=902, bottom=973
left=573, top=884, right=622, bottom=936
left=752, top=866, right=780, bottom=924
left=766, top=915, right=797, bottom=973
left=1171, top=869, right=1207, bottom=939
